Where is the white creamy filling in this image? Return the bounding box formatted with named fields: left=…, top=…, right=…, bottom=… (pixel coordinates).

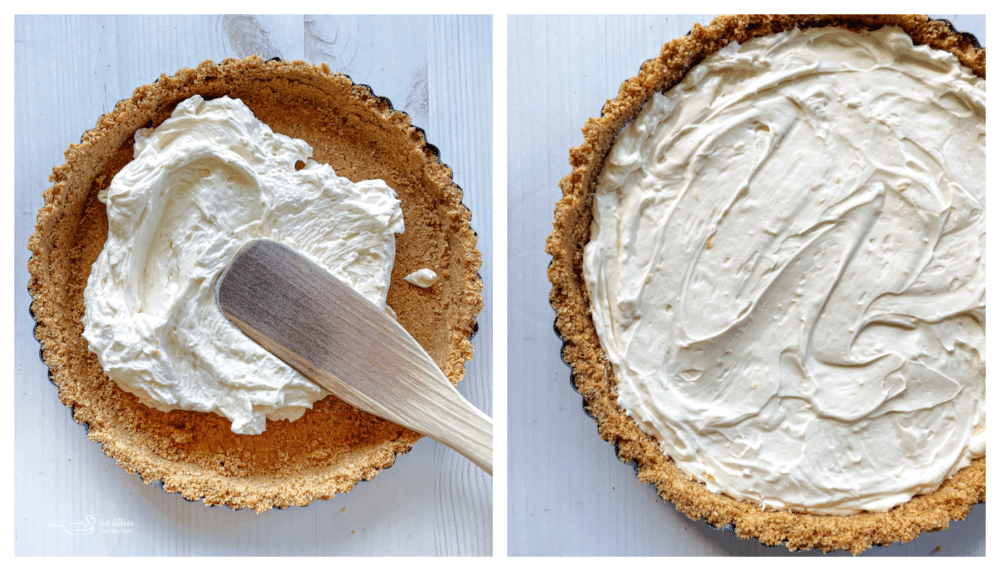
left=405, top=268, right=439, bottom=288
left=83, top=95, right=405, bottom=435
left=583, top=27, right=986, bottom=515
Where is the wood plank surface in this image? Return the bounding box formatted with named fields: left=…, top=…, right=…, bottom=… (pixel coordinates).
left=14, top=14, right=492, bottom=557
left=506, top=13, right=985, bottom=557
left=14, top=11, right=987, bottom=558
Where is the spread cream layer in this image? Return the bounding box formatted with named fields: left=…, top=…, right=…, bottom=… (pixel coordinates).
left=83, top=95, right=404, bottom=435
left=583, top=27, right=985, bottom=514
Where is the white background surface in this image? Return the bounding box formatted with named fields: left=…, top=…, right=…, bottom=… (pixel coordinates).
left=507, top=14, right=986, bottom=556
left=12, top=12, right=989, bottom=558
left=14, top=14, right=492, bottom=556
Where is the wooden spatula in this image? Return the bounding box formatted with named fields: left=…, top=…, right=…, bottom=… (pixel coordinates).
left=216, top=239, right=493, bottom=475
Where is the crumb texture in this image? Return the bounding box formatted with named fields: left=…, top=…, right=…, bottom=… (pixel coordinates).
left=28, top=56, right=482, bottom=512
left=547, top=14, right=985, bottom=554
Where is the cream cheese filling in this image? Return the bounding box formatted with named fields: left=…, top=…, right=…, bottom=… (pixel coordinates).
left=583, top=26, right=985, bottom=514
left=83, top=95, right=404, bottom=435
left=405, top=268, right=439, bottom=288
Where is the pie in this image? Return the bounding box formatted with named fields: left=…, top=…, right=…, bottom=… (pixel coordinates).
left=28, top=56, right=482, bottom=512
left=547, top=14, right=984, bottom=553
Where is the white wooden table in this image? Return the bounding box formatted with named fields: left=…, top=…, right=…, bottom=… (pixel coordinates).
left=14, top=14, right=492, bottom=556
left=507, top=14, right=985, bottom=556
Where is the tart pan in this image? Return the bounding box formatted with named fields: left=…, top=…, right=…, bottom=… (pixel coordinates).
left=547, top=14, right=984, bottom=554
left=29, top=56, right=483, bottom=512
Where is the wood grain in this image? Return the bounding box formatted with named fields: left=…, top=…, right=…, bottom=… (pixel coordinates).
left=15, top=14, right=491, bottom=556
left=218, top=240, right=493, bottom=475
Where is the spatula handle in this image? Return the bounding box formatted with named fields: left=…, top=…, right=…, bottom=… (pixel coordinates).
left=415, top=379, right=492, bottom=475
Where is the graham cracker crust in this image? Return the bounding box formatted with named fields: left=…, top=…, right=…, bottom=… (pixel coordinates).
left=546, top=15, right=985, bottom=554
left=28, top=56, right=482, bottom=512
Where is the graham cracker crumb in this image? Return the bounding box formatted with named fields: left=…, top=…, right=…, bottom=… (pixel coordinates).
left=28, top=56, right=482, bottom=513
left=547, top=15, right=985, bottom=555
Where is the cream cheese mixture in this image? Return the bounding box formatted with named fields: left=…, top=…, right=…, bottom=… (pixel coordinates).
left=583, top=26, right=985, bottom=514
left=405, top=268, right=439, bottom=288
left=83, top=95, right=404, bottom=435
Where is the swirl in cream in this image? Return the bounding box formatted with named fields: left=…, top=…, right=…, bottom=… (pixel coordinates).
left=583, top=26, right=985, bottom=514
left=83, top=95, right=404, bottom=435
